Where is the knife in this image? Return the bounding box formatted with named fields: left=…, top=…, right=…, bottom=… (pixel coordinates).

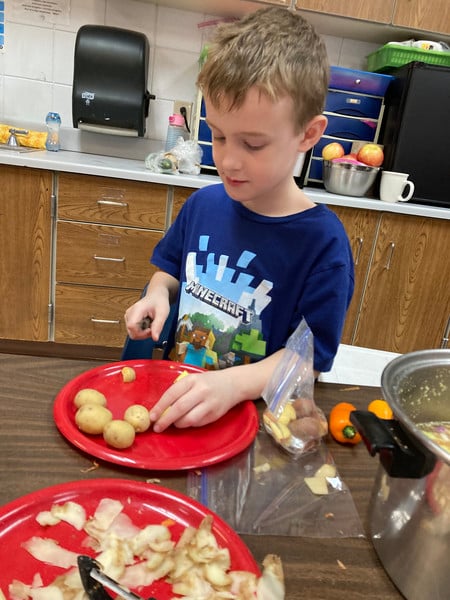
left=77, top=555, right=156, bottom=600
left=139, top=316, right=152, bottom=331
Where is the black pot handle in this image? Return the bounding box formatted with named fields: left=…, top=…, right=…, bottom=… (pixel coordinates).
left=350, top=410, right=436, bottom=478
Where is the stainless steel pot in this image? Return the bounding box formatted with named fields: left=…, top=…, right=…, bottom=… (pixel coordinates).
left=351, top=349, right=450, bottom=600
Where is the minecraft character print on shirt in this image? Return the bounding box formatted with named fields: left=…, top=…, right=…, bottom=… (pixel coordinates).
left=171, top=234, right=271, bottom=369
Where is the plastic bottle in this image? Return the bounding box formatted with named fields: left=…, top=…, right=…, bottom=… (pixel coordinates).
left=45, top=112, right=61, bottom=151
left=165, top=113, right=187, bottom=152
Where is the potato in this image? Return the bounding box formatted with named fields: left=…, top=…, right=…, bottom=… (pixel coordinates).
left=124, top=404, right=151, bottom=432
left=175, top=370, right=189, bottom=382
left=121, top=366, right=136, bottom=383
left=305, top=476, right=329, bottom=495
left=75, top=404, right=112, bottom=434
left=291, top=397, right=315, bottom=418
left=278, top=403, right=296, bottom=425
left=315, top=463, right=337, bottom=479
left=73, top=388, right=107, bottom=408
left=263, top=414, right=291, bottom=443
left=103, top=420, right=136, bottom=449
left=288, top=416, right=323, bottom=440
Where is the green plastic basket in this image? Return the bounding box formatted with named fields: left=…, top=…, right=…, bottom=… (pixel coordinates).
left=367, top=44, right=450, bottom=73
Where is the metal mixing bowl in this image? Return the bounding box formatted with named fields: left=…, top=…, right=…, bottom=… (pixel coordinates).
left=322, top=160, right=380, bottom=197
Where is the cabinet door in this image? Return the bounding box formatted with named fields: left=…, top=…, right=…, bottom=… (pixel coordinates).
left=298, top=0, right=393, bottom=23
left=171, top=186, right=194, bottom=223
left=0, top=165, right=52, bottom=341
left=353, top=213, right=450, bottom=353
left=393, top=0, right=450, bottom=35
left=56, top=221, right=162, bottom=289
left=329, top=206, right=379, bottom=344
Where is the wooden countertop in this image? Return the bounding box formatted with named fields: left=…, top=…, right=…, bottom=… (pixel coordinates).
left=0, top=353, right=403, bottom=599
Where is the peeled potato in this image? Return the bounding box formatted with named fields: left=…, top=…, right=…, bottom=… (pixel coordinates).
left=73, top=388, right=107, bottom=408
left=103, top=419, right=136, bottom=449
left=124, top=404, right=151, bottom=432
left=75, top=404, right=112, bottom=434
left=121, top=366, right=136, bottom=383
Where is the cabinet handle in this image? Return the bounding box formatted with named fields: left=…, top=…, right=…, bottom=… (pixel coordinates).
left=97, top=199, right=128, bottom=207
left=93, top=255, right=126, bottom=262
left=90, top=318, right=121, bottom=325
left=441, top=316, right=450, bottom=349
left=384, top=242, right=395, bottom=270
left=354, top=236, right=363, bottom=266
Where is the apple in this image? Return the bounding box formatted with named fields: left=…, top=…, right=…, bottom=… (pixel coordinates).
left=322, top=142, right=345, bottom=161
left=356, top=143, right=384, bottom=167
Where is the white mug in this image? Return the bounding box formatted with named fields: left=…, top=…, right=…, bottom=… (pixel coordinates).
left=380, top=171, right=415, bottom=203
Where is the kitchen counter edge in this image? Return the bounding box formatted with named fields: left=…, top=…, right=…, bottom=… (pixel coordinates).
left=1, top=149, right=448, bottom=221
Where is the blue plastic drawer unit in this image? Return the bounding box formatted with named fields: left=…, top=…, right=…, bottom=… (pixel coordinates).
left=198, top=142, right=214, bottom=167
left=304, top=66, right=394, bottom=185
left=198, top=118, right=212, bottom=143
left=329, top=66, right=393, bottom=96
left=196, top=96, right=216, bottom=172
left=325, top=114, right=378, bottom=141
left=325, top=91, right=383, bottom=119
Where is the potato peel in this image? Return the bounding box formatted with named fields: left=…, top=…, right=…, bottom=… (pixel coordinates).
left=15, top=499, right=285, bottom=599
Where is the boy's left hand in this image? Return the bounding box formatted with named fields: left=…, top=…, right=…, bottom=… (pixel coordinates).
left=149, top=370, right=240, bottom=432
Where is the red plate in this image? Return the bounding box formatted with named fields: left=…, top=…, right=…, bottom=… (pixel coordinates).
left=0, top=479, right=260, bottom=597
left=54, top=359, right=259, bottom=470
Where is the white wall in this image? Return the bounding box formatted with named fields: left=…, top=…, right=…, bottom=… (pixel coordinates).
left=0, top=0, right=379, bottom=151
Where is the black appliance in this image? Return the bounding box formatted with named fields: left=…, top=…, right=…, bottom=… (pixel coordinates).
left=379, top=61, right=450, bottom=208
left=72, top=25, right=153, bottom=137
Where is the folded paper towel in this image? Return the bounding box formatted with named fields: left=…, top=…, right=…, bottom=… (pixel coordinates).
left=0, top=124, right=47, bottom=149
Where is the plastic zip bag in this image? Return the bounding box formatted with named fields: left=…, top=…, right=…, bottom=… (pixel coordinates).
left=262, top=319, right=327, bottom=456
left=187, top=428, right=364, bottom=538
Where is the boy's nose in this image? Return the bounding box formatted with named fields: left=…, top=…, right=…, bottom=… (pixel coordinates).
left=220, top=145, right=242, bottom=171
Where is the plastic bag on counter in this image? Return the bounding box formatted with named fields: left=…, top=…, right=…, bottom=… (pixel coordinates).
left=145, top=138, right=202, bottom=175
left=187, top=428, right=364, bottom=538
left=262, top=318, right=328, bottom=457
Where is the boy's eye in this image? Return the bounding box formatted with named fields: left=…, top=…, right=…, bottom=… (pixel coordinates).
left=245, top=141, right=264, bottom=151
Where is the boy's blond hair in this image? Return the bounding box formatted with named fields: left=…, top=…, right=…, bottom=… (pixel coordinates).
left=197, top=7, right=329, bottom=133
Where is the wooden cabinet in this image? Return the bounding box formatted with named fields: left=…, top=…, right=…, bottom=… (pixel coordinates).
left=171, top=186, right=193, bottom=223
left=297, top=0, right=449, bottom=34
left=54, top=285, right=142, bottom=347
left=328, top=207, right=380, bottom=344
left=332, top=205, right=450, bottom=353
left=54, top=173, right=168, bottom=348
left=393, top=0, right=450, bottom=35
left=0, top=165, right=52, bottom=342
left=298, top=0, right=394, bottom=24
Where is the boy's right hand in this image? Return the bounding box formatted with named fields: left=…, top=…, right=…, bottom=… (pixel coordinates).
left=124, top=296, right=170, bottom=342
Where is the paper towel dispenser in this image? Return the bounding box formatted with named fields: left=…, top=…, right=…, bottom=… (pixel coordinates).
left=72, top=25, right=154, bottom=137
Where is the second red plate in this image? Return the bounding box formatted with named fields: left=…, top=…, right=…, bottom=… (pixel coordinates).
left=54, top=359, right=259, bottom=470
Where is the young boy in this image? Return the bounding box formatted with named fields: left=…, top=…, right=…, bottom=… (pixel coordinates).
left=125, top=6, right=354, bottom=432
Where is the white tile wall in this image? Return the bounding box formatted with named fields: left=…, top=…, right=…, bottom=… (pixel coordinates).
left=0, top=0, right=379, bottom=151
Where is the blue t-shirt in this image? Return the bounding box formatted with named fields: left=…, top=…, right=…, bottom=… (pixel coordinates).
left=151, top=183, right=354, bottom=372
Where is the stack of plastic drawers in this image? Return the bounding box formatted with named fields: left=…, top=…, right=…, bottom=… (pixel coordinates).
left=305, top=66, right=394, bottom=186
left=195, top=93, right=215, bottom=174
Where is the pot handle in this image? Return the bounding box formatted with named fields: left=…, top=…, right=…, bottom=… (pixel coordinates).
left=350, top=410, right=436, bottom=478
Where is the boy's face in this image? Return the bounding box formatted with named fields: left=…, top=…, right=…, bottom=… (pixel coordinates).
left=204, top=87, right=322, bottom=215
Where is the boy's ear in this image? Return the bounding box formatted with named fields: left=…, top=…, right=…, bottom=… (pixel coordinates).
left=297, top=115, right=328, bottom=152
